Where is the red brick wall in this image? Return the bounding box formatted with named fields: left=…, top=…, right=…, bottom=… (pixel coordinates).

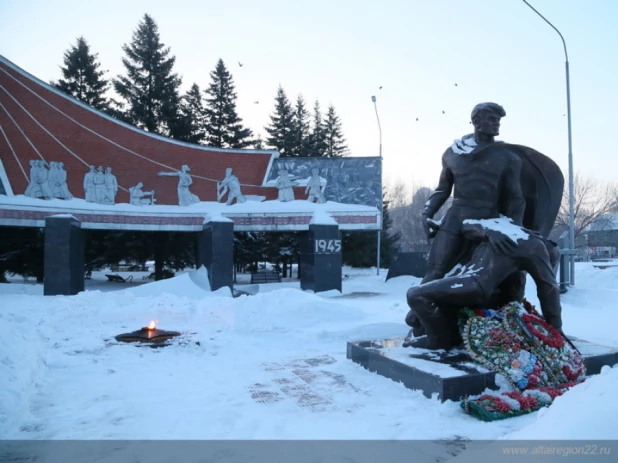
left=0, top=60, right=278, bottom=205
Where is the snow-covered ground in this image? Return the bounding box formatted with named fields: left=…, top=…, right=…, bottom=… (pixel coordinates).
left=1, top=263, right=617, bottom=452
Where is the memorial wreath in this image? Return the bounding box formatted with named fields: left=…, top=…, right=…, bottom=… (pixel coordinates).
left=459, top=300, right=586, bottom=421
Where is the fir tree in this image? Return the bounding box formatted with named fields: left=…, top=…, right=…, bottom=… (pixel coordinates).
left=323, top=104, right=348, bottom=157
left=234, top=232, right=268, bottom=273
left=291, top=95, right=310, bottom=157
left=113, top=14, right=182, bottom=136
left=176, top=83, right=206, bottom=144
left=53, top=37, right=110, bottom=111
left=265, top=86, right=295, bottom=156
left=203, top=59, right=253, bottom=148
left=0, top=227, right=45, bottom=282
left=308, top=100, right=327, bottom=157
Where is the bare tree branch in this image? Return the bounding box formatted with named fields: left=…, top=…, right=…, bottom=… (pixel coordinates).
left=553, top=172, right=618, bottom=243
left=386, top=181, right=451, bottom=252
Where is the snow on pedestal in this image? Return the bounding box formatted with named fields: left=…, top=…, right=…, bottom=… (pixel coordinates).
left=309, top=209, right=338, bottom=226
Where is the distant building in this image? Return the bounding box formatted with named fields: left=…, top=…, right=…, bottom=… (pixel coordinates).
left=583, top=213, right=618, bottom=260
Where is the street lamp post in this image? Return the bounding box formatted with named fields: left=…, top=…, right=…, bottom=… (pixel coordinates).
left=371, top=95, right=383, bottom=276
left=522, top=0, right=575, bottom=285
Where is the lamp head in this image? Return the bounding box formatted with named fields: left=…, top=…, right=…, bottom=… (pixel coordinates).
left=371, top=95, right=376, bottom=102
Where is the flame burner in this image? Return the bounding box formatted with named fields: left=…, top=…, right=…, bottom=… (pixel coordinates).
left=115, top=324, right=181, bottom=346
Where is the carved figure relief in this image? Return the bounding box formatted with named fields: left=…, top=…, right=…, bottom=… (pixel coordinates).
left=217, top=167, right=246, bottom=205
left=24, top=160, right=39, bottom=198
left=93, top=166, right=107, bottom=203
left=83, top=165, right=96, bottom=202
left=24, top=160, right=55, bottom=200
left=48, top=162, right=60, bottom=197
left=158, top=165, right=200, bottom=206
left=104, top=167, right=118, bottom=204
left=275, top=169, right=298, bottom=202
left=51, top=162, right=73, bottom=199
left=129, top=182, right=155, bottom=206
left=305, top=168, right=326, bottom=204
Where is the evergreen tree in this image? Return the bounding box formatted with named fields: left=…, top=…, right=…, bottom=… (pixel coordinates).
left=83, top=230, right=195, bottom=281
left=323, top=104, right=348, bottom=157
left=113, top=14, right=182, bottom=136
left=203, top=59, right=253, bottom=148
left=265, top=86, right=295, bottom=156
left=291, top=95, right=310, bottom=157
left=308, top=100, right=327, bottom=157
left=234, top=232, right=268, bottom=273
left=0, top=227, right=45, bottom=282
left=263, top=88, right=302, bottom=272
left=176, top=83, right=206, bottom=144
left=53, top=37, right=110, bottom=111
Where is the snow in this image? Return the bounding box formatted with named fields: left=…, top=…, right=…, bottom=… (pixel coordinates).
left=451, top=134, right=477, bottom=155
left=45, top=213, right=78, bottom=220
left=310, top=208, right=338, bottom=225
left=0, top=194, right=378, bottom=215
left=0, top=263, right=617, bottom=455
left=464, top=216, right=529, bottom=242
left=503, top=364, right=618, bottom=440
left=377, top=347, right=469, bottom=378
left=203, top=213, right=233, bottom=224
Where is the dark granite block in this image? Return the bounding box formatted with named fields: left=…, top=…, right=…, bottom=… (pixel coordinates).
left=347, top=337, right=618, bottom=402
left=300, top=224, right=342, bottom=293
left=571, top=336, right=618, bottom=375
left=347, top=339, right=496, bottom=402
left=197, top=221, right=234, bottom=291
left=385, top=252, right=428, bottom=280
left=44, top=216, right=84, bottom=296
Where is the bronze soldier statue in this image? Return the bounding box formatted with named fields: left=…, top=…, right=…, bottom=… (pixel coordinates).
left=421, top=102, right=526, bottom=284
left=406, top=102, right=564, bottom=345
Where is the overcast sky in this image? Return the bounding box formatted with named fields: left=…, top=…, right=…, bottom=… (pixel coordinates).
left=1, top=0, right=617, bottom=197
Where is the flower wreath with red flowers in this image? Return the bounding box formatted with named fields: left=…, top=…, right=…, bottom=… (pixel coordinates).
left=459, top=300, right=586, bottom=421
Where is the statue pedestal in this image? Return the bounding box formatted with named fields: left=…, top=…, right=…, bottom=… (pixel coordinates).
left=44, top=215, right=84, bottom=296
left=197, top=219, right=234, bottom=292
left=347, top=336, right=618, bottom=402
left=300, top=224, right=342, bottom=293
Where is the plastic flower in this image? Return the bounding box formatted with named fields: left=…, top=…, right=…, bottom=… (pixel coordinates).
left=524, top=389, right=552, bottom=404
left=522, top=358, right=536, bottom=375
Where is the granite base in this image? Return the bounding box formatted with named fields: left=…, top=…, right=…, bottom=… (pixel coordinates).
left=347, top=336, right=618, bottom=402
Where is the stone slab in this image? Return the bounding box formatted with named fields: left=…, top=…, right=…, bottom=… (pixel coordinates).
left=347, top=336, right=618, bottom=402
left=197, top=221, right=233, bottom=292
left=43, top=216, right=84, bottom=296
left=300, top=224, right=342, bottom=293
left=385, top=252, right=428, bottom=281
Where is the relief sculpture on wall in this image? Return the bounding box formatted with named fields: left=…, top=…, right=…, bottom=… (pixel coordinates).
left=158, top=165, right=200, bottom=206
left=25, top=160, right=72, bottom=200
